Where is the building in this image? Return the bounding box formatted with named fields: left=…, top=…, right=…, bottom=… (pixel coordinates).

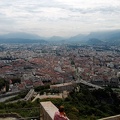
left=50, top=82, right=76, bottom=92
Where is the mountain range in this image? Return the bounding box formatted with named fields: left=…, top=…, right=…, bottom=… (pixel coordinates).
left=0, top=32, right=47, bottom=44
left=64, top=30, right=120, bottom=45
left=0, top=30, right=120, bottom=45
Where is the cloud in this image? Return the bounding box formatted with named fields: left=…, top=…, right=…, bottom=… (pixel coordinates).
left=0, top=0, right=120, bottom=36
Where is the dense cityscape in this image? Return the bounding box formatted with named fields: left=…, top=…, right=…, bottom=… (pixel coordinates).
left=0, top=41, right=120, bottom=120
left=0, top=43, right=120, bottom=93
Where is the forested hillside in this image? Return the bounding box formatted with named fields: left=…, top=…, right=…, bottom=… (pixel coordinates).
left=0, top=86, right=120, bottom=120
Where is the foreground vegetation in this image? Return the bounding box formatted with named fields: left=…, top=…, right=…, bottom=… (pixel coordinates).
left=0, top=100, right=40, bottom=119
left=64, top=86, right=120, bottom=119
left=41, top=86, right=120, bottom=120
left=0, top=85, right=120, bottom=120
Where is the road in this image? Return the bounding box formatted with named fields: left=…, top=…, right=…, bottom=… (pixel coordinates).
left=75, top=79, right=103, bottom=89
left=24, top=89, right=34, bottom=101
left=0, top=95, right=17, bottom=102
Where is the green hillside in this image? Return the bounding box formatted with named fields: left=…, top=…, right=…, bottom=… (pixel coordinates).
left=46, top=86, right=120, bottom=120
left=0, top=85, right=120, bottom=120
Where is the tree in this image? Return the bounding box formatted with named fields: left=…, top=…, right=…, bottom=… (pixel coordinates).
left=11, top=78, right=21, bottom=84
left=0, top=78, right=6, bottom=91
left=71, top=60, right=75, bottom=65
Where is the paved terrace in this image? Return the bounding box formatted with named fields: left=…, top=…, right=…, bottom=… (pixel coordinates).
left=32, top=91, right=69, bottom=102
left=32, top=93, right=62, bottom=102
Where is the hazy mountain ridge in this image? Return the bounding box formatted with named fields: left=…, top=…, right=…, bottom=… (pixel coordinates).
left=0, top=38, right=47, bottom=44
left=66, top=34, right=88, bottom=42
left=87, top=30, right=120, bottom=41
left=66, top=30, right=120, bottom=45
left=0, top=30, right=120, bottom=44
left=86, top=38, right=105, bottom=45
left=0, top=32, right=47, bottom=44
left=86, top=30, right=120, bottom=45
left=0, top=32, right=44, bottom=39
left=47, top=36, right=65, bottom=41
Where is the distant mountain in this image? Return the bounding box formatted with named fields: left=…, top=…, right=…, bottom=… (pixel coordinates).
left=47, top=36, right=64, bottom=41
left=87, top=30, right=120, bottom=41
left=0, top=38, right=47, bottom=44
left=0, top=32, right=47, bottom=44
left=66, top=34, right=87, bottom=43
left=87, top=38, right=105, bottom=45
left=0, top=32, right=43, bottom=39
left=66, top=30, right=120, bottom=45
left=0, top=30, right=120, bottom=45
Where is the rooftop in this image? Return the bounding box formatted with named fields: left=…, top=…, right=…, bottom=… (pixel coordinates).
left=50, top=82, right=74, bottom=87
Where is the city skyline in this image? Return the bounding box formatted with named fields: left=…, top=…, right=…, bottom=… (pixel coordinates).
left=0, top=0, right=120, bottom=37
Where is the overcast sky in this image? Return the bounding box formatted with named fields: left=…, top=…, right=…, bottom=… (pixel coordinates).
left=0, top=0, right=120, bottom=37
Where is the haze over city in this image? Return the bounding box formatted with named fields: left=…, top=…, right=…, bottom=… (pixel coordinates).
left=0, top=0, right=120, bottom=37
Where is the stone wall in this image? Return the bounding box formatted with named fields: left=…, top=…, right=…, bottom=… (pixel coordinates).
left=40, top=101, right=69, bottom=120
left=40, top=101, right=58, bottom=120
left=99, top=115, right=120, bottom=120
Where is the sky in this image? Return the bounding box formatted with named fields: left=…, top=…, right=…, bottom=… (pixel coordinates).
left=0, top=0, right=120, bottom=37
